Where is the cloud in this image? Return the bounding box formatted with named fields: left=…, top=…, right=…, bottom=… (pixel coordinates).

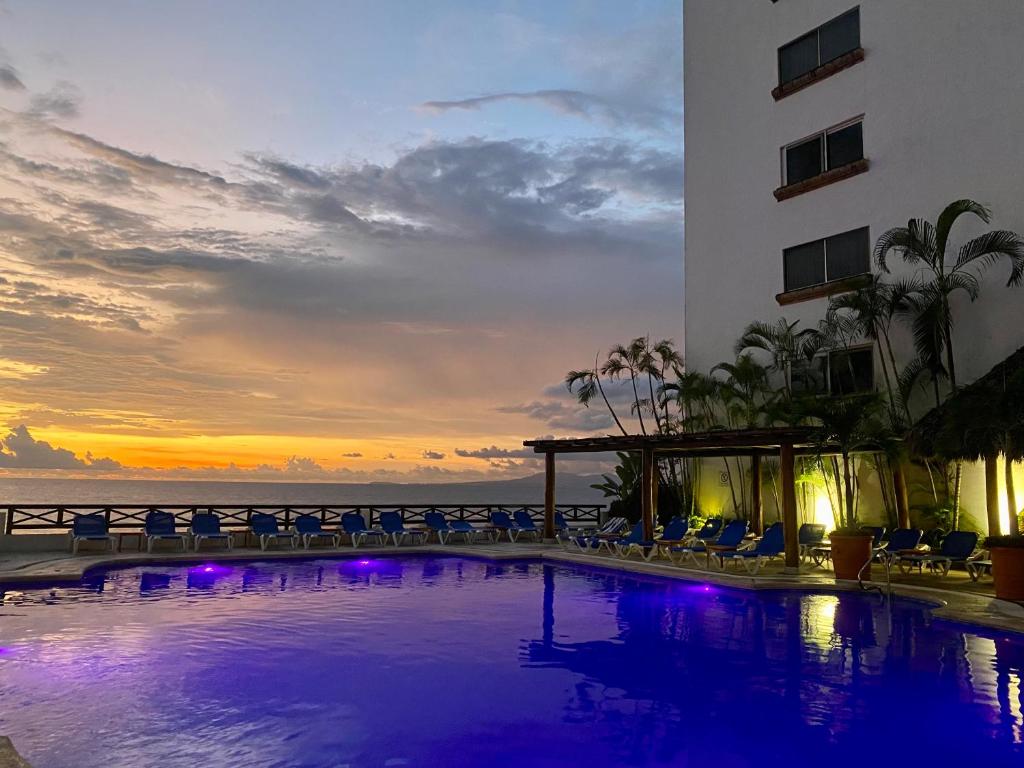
left=0, top=64, right=24, bottom=91
left=420, top=449, right=446, bottom=460
left=340, top=451, right=363, bottom=458
left=421, top=89, right=676, bottom=131
left=0, top=425, right=121, bottom=470
left=29, top=81, right=81, bottom=119
left=498, top=400, right=615, bottom=432
left=455, top=445, right=535, bottom=460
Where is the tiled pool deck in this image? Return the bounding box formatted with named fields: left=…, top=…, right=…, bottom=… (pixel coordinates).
left=2, top=540, right=1021, bottom=635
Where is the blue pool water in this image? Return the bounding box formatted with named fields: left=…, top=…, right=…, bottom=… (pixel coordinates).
left=1, top=556, right=1022, bottom=767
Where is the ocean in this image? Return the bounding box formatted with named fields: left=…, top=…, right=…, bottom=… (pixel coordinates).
left=0, top=474, right=605, bottom=506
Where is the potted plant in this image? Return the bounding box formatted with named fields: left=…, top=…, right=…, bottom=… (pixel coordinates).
left=985, top=535, right=1024, bottom=601
left=798, top=393, right=888, bottom=580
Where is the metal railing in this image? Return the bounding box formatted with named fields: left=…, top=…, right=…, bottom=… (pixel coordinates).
left=2, top=503, right=604, bottom=535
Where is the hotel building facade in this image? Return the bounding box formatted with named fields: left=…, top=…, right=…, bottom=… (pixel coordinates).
left=683, top=0, right=1024, bottom=531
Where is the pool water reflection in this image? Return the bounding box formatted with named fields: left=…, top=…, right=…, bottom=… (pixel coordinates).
left=0, top=557, right=1021, bottom=767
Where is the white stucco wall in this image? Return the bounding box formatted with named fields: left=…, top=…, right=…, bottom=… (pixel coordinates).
left=683, top=0, right=1024, bottom=530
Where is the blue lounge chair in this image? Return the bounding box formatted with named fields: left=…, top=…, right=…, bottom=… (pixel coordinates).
left=424, top=511, right=457, bottom=544
left=613, top=521, right=654, bottom=559
left=294, top=514, right=340, bottom=549
left=379, top=510, right=428, bottom=546
left=491, top=510, right=524, bottom=542
left=861, top=526, right=887, bottom=548
left=715, top=522, right=785, bottom=573
left=191, top=512, right=233, bottom=552
left=563, top=516, right=627, bottom=551
left=70, top=513, right=114, bottom=554
left=642, top=517, right=689, bottom=561
left=665, top=517, right=722, bottom=564
left=251, top=512, right=296, bottom=551
left=144, top=510, right=187, bottom=553
left=512, top=509, right=542, bottom=542
left=670, top=519, right=748, bottom=567
left=873, top=527, right=922, bottom=564
left=895, top=530, right=979, bottom=576
left=340, top=511, right=388, bottom=548
left=798, top=523, right=826, bottom=562
left=966, top=550, right=993, bottom=582
left=449, top=518, right=491, bottom=543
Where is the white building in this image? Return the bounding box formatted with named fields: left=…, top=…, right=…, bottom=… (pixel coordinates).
left=683, top=0, right=1024, bottom=531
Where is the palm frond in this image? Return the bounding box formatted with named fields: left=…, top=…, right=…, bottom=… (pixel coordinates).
left=954, top=230, right=1024, bottom=286
left=935, top=199, right=991, bottom=257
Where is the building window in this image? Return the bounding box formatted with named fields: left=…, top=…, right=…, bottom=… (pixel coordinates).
left=783, top=227, right=870, bottom=293
left=783, top=119, right=863, bottom=186
left=828, top=347, right=875, bottom=394
left=790, top=347, right=874, bottom=395
left=778, top=7, right=860, bottom=87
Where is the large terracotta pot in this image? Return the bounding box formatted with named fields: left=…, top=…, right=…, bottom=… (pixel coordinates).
left=991, top=547, right=1024, bottom=602
left=830, top=532, right=873, bottom=581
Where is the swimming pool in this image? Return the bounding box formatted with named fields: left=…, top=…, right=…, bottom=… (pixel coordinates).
left=0, top=556, right=1021, bottom=767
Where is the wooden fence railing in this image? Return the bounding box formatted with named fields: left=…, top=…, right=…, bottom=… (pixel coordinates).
left=2, top=503, right=604, bottom=535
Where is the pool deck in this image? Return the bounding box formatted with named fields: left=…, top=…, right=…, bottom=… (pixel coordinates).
left=2, top=540, right=1022, bottom=635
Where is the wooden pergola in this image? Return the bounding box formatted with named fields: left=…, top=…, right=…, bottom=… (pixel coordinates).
left=525, top=427, right=837, bottom=571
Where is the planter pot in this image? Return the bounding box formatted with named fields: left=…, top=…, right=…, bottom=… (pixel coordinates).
left=991, top=547, right=1024, bottom=602
left=830, top=533, right=873, bottom=581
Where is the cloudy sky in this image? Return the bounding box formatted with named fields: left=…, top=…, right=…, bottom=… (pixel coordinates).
left=0, top=0, right=682, bottom=482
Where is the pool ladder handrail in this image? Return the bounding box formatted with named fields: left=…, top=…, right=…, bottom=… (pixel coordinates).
left=857, top=549, right=892, bottom=602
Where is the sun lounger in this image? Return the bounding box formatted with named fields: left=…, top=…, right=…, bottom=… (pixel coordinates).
left=512, top=509, right=543, bottom=541
left=190, top=512, right=233, bottom=552
left=894, top=531, right=979, bottom=576
left=294, top=514, right=340, bottom=549
left=872, top=527, right=922, bottom=564
left=379, top=510, right=429, bottom=546
left=144, top=510, right=187, bottom=552
left=562, top=516, right=627, bottom=551
left=341, top=511, right=388, bottom=548
left=613, top=521, right=655, bottom=559
left=424, top=511, right=457, bottom=544
left=448, top=519, right=491, bottom=543
left=646, top=517, right=690, bottom=561
left=798, top=523, right=826, bottom=562
left=714, top=522, right=784, bottom=574
left=251, top=512, right=297, bottom=551
left=966, top=550, right=993, bottom=582
left=490, top=510, right=524, bottom=542
left=70, top=513, right=114, bottom=554
left=670, top=519, right=748, bottom=567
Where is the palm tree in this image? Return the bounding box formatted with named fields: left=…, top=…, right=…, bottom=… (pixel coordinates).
left=875, top=199, right=1024, bottom=526
left=565, top=356, right=628, bottom=436
left=602, top=338, right=654, bottom=436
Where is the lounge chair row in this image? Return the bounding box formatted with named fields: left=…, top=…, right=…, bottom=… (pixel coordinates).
left=561, top=517, right=792, bottom=574
left=69, top=508, right=560, bottom=554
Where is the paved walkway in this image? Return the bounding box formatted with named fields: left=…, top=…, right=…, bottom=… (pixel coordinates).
left=2, top=540, right=1021, bottom=634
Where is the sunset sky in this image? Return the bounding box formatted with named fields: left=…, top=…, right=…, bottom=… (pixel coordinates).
left=0, top=0, right=683, bottom=482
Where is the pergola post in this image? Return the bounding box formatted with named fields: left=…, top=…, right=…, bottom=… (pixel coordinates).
left=750, top=455, right=763, bottom=535
left=641, top=447, right=656, bottom=542
left=544, top=451, right=556, bottom=540
left=985, top=455, right=1002, bottom=537
left=780, top=441, right=799, bottom=571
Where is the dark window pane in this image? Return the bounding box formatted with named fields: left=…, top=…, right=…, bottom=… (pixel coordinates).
left=792, top=356, right=828, bottom=395
left=825, top=227, right=870, bottom=281
left=819, top=8, right=860, bottom=64
left=785, top=136, right=824, bottom=184
left=829, top=348, right=874, bottom=394
left=826, top=122, right=863, bottom=169
left=784, top=240, right=826, bottom=291
left=779, top=32, right=819, bottom=84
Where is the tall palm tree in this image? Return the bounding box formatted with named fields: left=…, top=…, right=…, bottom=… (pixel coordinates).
left=874, top=199, right=1024, bottom=526
left=565, top=356, right=629, bottom=436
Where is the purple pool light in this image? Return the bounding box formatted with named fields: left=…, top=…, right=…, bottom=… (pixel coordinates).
left=188, top=563, right=232, bottom=576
